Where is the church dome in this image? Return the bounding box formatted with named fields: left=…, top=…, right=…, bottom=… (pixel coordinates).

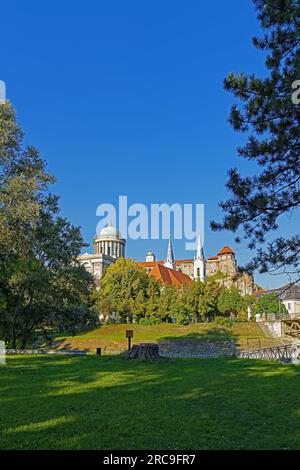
left=98, top=224, right=122, bottom=238
left=146, top=250, right=156, bottom=262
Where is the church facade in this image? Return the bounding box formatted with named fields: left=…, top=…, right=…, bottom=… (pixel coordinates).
left=77, top=224, right=126, bottom=283
left=77, top=224, right=254, bottom=295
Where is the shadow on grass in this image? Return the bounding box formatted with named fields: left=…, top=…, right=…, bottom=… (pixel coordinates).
left=157, top=328, right=239, bottom=357
left=1, top=353, right=300, bottom=450
left=51, top=341, right=90, bottom=354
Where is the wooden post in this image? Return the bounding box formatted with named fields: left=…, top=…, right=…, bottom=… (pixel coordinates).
left=126, top=330, right=133, bottom=351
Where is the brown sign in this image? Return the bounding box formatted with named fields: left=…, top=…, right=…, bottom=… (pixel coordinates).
left=126, top=330, right=134, bottom=338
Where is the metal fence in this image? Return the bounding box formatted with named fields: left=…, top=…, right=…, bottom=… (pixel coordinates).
left=239, top=343, right=300, bottom=362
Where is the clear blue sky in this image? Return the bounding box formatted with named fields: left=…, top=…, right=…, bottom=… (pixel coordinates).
left=1, top=0, right=298, bottom=288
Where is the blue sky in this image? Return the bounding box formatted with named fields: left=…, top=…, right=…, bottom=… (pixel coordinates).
left=1, top=0, right=298, bottom=288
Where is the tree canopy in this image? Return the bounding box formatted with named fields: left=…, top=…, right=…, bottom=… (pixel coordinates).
left=94, top=260, right=250, bottom=324
left=0, top=102, right=95, bottom=347
left=255, top=292, right=287, bottom=314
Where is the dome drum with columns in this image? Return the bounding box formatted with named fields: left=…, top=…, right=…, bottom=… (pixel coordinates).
left=93, top=225, right=125, bottom=258
left=77, top=223, right=126, bottom=284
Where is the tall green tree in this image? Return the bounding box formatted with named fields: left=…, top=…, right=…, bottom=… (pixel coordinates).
left=181, top=280, right=205, bottom=322
left=95, top=258, right=154, bottom=322
left=157, top=284, right=178, bottom=322
left=0, top=102, right=94, bottom=347
left=212, top=0, right=300, bottom=279
left=255, top=292, right=287, bottom=314
left=198, top=279, right=222, bottom=320
left=217, top=286, right=247, bottom=318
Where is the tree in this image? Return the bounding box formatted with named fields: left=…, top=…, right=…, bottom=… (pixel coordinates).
left=0, top=102, right=94, bottom=347
left=169, top=301, right=193, bottom=325
left=255, top=292, right=287, bottom=314
left=211, top=0, right=300, bottom=279
left=198, top=279, right=222, bottom=320
left=217, top=286, right=247, bottom=318
left=144, top=278, right=161, bottom=323
left=157, top=284, right=178, bottom=322
left=181, top=280, right=205, bottom=322
left=95, top=258, right=154, bottom=322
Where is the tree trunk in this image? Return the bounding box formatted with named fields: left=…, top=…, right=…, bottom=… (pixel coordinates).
left=11, top=322, right=16, bottom=349
left=127, top=343, right=160, bottom=360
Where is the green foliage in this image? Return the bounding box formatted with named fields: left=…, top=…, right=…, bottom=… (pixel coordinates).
left=217, top=287, right=247, bottom=318
left=214, top=316, right=233, bottom=329
left=212, top=0, right=300, bottom=278
left=94, top=260, right=251, bottom=324
left=94, top=259, right=161, bottom=323
left=198, top=278, right=222, bottom=320
left=138, top=316, right=161, bottom=326
left=255, top=292, right=287, bottom=315
left=0, top=102, right=95, bottom=347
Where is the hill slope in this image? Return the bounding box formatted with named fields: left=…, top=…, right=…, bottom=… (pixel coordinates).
left=53, top=322, right=282, bottom=356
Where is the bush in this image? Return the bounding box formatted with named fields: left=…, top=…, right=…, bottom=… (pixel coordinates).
left=215, top=316, right=233, bottom=329
left=139, top=316, right=161, bottom=326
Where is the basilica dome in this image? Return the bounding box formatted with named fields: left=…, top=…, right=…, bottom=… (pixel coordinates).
left=93, top=223, right=126, bottom=259
left=98, top=224, right=123, bottom=239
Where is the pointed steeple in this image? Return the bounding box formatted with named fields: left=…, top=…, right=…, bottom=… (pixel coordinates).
left=196, top=233, right=204, bottom=260
left=194, top=232, right=205, bottom=282
left=164, top=239, right=176, bottom=270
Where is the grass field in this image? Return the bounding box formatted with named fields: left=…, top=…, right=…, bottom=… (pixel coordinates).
left=53, top=322, right=282, bottom=354
left=1, top=355, right=300, bottom=450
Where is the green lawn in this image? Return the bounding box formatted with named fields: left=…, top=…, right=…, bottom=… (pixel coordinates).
left=1, top=355, right=300, bottom=450
left=54, top=322, right=280, bottom=354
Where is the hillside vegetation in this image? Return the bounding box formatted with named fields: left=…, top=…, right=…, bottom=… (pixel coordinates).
left=53, top=322, right=282, bottom=355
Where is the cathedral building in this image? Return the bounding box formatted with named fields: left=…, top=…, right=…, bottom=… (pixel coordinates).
left=138, top=238, right=254, bottom=294
left=77, top=223, right=126, bottom=282
left=78, top=224, right=254, bottom=294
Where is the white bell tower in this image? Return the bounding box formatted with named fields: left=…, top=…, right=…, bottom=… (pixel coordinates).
left=194, top=233, right=205, bottom=282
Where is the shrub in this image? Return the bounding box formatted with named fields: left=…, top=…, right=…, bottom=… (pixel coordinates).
left=215, top=316, right=233, bottom=329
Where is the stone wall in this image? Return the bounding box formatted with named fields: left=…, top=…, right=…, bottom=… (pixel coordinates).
left=177, top=254, right=254, bottom=295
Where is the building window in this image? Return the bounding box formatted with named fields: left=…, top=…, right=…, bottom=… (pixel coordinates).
left=288, top=303, right=291, bottom=311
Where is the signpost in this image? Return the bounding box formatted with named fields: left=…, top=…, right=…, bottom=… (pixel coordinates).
left=126, top=330, right=133, bottom=350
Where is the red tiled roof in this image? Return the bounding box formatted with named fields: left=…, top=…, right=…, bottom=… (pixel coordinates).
left=138, top=261, right=160, bottom=267
left=253, top=289, right=269, bottom=297
left=176, top=259, right=193, bottom=264
left=207, top=256, right=219, bottom=261
left=138, top=259, right=193, bottom=267
left=148, top=263, right=192, bottom=287
left=218, top=246, right=235, bottom=255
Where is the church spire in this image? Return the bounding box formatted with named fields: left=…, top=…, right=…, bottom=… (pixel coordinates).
left=164, top=239, right=176, bottom=270
left=194, top=232, right=205, bottom=282
left=196, top=232, right=204, bottom=260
